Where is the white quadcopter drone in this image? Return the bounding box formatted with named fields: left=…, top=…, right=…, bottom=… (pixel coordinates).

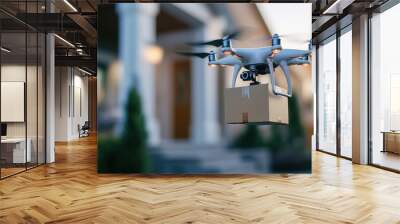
left=178, top=32, right=311, bottom=98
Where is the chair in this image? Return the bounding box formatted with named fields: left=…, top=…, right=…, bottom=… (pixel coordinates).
left=78, top=121, right=90, bottom=138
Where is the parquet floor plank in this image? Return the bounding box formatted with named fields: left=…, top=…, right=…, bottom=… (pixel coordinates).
left=0, top=135, right=400, bottom=223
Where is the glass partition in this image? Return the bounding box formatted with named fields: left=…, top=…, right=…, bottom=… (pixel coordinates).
left=1, top=30, right=28, bottom=177
left=0, top=2, right=46, bottom=179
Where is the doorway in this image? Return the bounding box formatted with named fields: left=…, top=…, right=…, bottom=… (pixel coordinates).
left=172, top=60, right=191, bottom=139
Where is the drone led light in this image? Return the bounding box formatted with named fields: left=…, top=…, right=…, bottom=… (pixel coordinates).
left=63, top=0, right=78, bottom=12
left=223, top=50, right=232, bottom=55
left=272, top=48, right=281, bottom=54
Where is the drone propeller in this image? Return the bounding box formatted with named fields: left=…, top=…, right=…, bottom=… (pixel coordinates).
left=261, top=33, right=310, bottom=43
left=186, top=30, right=241, bottom=47
left=176, top=52, right=210, bottom=58
left=187, top=40, right=223, bottom=47
left=224, top=30, right=241, bottom=40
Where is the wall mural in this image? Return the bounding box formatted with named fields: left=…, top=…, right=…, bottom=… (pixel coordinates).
left=97, top=3, right=313, bottom=174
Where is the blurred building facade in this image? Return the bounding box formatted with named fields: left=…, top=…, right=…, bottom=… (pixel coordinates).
left=113, top=3, right=313, bottom=147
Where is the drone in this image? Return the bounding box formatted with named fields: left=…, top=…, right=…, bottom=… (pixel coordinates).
left=178, top=32, right=311, bottom=98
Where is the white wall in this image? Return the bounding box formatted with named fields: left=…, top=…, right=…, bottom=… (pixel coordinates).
left=55, top=67, right=69, bottom=141
left=1, top=65, right=37, bottom=138
left=55, top=67, right=89, bottom=141
left=71, top=73, right=89, bottom=138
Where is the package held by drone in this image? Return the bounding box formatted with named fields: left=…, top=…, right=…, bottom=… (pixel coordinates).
left=224, top=84, right=288, bottom=124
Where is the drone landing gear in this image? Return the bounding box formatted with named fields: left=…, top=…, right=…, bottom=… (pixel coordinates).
left=250, top=70, right=260, bottom=85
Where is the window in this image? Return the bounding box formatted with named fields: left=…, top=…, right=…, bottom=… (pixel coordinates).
left=370, top=3, right=400, bottom=171
left=317, top=36, right=337, bottom=154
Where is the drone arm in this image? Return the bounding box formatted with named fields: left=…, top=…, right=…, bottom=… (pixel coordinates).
left=210, top=55, right=241, bottom=66
left=287, top=58, right=310, bottom=66
left=207, top=56, right=242, bottom=87
left=231, top=64, right=241, bottom=88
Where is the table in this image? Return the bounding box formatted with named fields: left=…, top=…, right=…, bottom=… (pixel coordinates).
left=382, top=131, right=400, bottom=154
left=1, top=138, right=31, bottom=163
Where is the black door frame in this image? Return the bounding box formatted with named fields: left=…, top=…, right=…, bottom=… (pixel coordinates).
left=315, top=23, right=352, bottom=161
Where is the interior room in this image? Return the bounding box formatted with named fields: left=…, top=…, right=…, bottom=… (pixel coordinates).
left=370, top=2, right=400, bottom=171
left=54, top=66, right=94, bottom=142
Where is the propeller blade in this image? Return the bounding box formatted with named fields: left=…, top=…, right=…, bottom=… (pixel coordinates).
left=187, top=39, right=223, bottom=47
left=186, top=30, right=242, bottom=47
left=224, top=30, right=241, bottom=39
left=176, top=52, right=209, bottom=58
left=259, top=33, right=280, bottom=41
left=258, top=33, right=310, bottom=43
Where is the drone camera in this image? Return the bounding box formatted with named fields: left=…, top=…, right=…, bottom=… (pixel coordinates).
left=240, top=71, right=253, bottom=81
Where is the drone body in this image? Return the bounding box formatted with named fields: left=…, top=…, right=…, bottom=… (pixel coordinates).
left=178, top=33, right=311, bottom=97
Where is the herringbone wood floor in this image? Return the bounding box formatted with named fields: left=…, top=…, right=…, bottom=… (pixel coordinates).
left=1, top=135, right=400, bottom=224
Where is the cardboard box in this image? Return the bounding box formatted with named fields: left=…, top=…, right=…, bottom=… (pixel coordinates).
left=224, top=84, right=288, bottom=124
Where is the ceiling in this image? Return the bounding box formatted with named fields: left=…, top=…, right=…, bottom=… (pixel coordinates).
left=0, top=0, right=394, bottom=73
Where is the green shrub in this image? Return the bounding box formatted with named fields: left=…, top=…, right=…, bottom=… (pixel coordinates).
left=264, top=94, right=310, bottom=173
left=98, top=87, right=151, bottom=173
left=121, top=88, right=151, bottom=172
left=265, top=94, right=305, bottom=151
left=230, top=124, right=265, bottom=149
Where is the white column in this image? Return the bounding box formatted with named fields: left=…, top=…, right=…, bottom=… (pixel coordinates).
left=191, top=20, right=222, bottom=144
left=117, top=4, right=160, bottom=146
left=352, top=14, right=369, bottom=164
left=55, top=67, right=70, bottom=141
left=46, top=32, right=55, bottom=163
